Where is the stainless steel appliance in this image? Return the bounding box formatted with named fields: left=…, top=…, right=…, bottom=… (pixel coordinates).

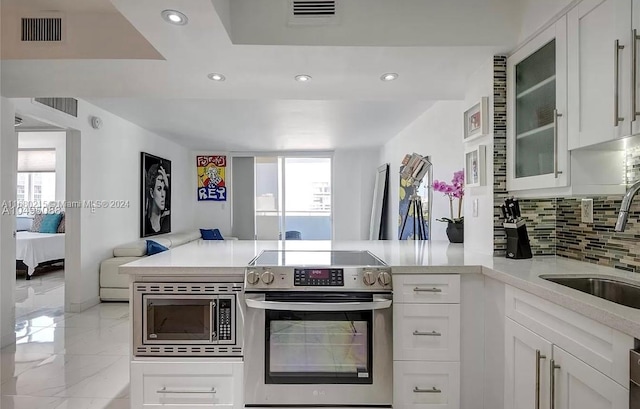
left=631, top=342, right=640, bottom=409
left=133, top=282, right=243, bottom=357
left=244, top=250, right=392, bottom=407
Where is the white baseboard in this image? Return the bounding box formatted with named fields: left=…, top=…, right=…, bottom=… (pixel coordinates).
left=66, top=295, right=100, bottom=313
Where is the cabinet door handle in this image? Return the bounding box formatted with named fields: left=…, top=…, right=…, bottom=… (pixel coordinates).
left=413, top=386, right=441, bottom=393
left=553, top=109, right=563, bottom=179
left=413, top=287, right=442, bottom=293
left=550, top=359, right=561, bottom=409
left=157, top=387, right=217, bottom=394
left=615, top=39, right=625, bottom=126
left=413, top=330, right=441, bottom=336
left=535, top=350, right=546, bottom=409
left=633, top=29, right=640, bottom=122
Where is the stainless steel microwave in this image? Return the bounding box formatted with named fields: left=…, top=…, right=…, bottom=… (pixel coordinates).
left=132, top=282, right=243, bottom=357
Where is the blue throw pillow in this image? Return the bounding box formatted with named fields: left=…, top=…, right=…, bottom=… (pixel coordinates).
left=146, top=240, right=169, bottom=255
left=39, top=213, right=63, bottom=233
left=200, top=228, right=224, bottom=240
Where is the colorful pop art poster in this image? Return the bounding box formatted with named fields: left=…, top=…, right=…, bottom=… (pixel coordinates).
left=197, top=155, right=227, bottom=201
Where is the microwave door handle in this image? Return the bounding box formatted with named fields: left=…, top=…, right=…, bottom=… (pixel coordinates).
left=210, top=301, right=215, bottom=343
left=245, top=298, right=392, bottom=312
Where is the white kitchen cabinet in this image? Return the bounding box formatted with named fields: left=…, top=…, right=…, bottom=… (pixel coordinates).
left=393, top=304, right=461, bottom=362
left=508, top=16, right=569, bottom=191
left=632, top=0, right=640, bottom=135
left=393, top=274, right=461, bottom=409
left=393, top=361, right=460, bottom=409
left=130, top=360, right=243, bottom=409
left=504, top=318, right=553, bottom=409
left=568, top=0, right=632, bottom=149
left=553, top=346, right=628, bottom=409
left=393, top=274, right=460, bottom=304
left=504, top=285, right=630, bottom=409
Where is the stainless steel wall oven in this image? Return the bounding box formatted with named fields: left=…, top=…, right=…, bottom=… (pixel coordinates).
left=244, top=250, right=393, bottom=408
left=133, top=282, right=243, bottom=357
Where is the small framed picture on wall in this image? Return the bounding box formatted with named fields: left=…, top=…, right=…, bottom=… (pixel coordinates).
left=465, top=145, right=486, bottom=187
left=463, top=97, right=489, bottom=142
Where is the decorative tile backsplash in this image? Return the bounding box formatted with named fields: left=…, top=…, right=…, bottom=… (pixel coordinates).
left=493, top=56, right=508, bottom=256
left=556, top=197, right=640, bottom=272
left=491, top=57, right=640, bottom=272
left=519, top=199, right=556, bottom=256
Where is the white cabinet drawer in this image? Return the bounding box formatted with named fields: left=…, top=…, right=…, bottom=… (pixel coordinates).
left=505, top=285, right=633, bottom=387
left=393, top=275, right=460, bottom=304
left=131, top=361, right=243, bottom=409
left=393, top=304, right=460, bottom=361
left=393, top=361, right=460, bottom=409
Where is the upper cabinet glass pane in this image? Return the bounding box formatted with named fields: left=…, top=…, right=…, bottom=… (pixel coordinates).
left=515, top=39, right=556, bottom=179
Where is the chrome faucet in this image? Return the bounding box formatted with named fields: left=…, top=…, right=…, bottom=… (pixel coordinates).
left=615, top=179, right=640, bottom=232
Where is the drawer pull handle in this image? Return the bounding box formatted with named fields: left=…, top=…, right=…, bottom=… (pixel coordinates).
left=157, top=387, right=217, bottom=394
left=413, top=330, right=441, bottom=336
left=413, top=287, right=442, bottom=293
left=413, top=386, right=441, bottom=393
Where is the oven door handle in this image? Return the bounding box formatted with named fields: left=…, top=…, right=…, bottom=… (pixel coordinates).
left=245, top=298, right=392, bottom=311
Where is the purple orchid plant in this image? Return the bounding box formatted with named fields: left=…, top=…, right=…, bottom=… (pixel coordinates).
left=433, top=170, right=464, bottom=224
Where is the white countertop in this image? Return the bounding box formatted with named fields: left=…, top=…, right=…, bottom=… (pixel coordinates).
left=119, top=239, right=640, bottom=338
left=119, top=240, right=485, bottom=274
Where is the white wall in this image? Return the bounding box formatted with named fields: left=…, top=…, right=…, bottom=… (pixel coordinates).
left=463, top=59, right=495, bottom=255
left=333, top=148, right=378, bottom=240
left=11, top=98, right=192, bottom=312
left=380, top=101, right=465, bottom=241
left=517, top=0, right=575, bottom=45
left=18, top=131, right=66, bottom=201
left=0, top=97, right=18, bottom=347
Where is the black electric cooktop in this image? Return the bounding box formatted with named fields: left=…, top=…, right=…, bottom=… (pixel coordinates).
left=249, top=250, right=386, bottom=267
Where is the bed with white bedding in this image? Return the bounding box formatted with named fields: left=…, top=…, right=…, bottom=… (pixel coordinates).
left=16, top=231, right=65, bottom=278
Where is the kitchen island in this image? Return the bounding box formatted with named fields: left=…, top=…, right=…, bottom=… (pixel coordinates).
left=121, top=239, right=640, bottom=338
left=121, top=240, right=640, bottom=409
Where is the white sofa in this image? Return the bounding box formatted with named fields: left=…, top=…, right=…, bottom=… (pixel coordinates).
left=100, top=230, right=205, bottom=301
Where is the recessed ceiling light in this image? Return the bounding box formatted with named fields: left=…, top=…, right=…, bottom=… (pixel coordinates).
left=207, top=73, right=226, bottom=82
left=295, top=74, right=312, bottom=82
left=161, top=10, right=188, bottom=25
left=380, top=73, right=399, bottom=82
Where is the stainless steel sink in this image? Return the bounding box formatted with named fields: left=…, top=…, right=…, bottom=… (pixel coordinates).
left=539, top=275, right=640, bottom=309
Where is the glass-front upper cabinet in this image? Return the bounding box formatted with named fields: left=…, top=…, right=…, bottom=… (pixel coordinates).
left=507, top=16, right=569, bottom=191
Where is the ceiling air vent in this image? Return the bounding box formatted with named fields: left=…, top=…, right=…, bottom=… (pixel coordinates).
left=289, top=1, right=338, bottom=25
left=293, top=1, right=336, bottom=17
left=21, top=18, right=62, bottom=42
left=34, top=98, right=78, bottom=118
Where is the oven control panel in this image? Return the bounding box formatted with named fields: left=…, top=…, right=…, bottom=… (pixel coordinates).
left=294, top=268, right=344, bottom=286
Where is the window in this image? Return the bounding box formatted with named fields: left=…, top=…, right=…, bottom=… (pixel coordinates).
left=17, top=173, right=55, bottom=206
left=255, top=156, right=332, bottom=240
left=17, top=148, right=57, bottom=207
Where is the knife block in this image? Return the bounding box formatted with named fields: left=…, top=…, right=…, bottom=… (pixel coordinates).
left=503, top=220, right=532, bottom=260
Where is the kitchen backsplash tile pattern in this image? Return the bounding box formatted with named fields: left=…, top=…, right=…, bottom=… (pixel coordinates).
left=556, top=197, right=640, bottom=272
left=518, top=199, right=557, bottom=256
left=491, top=57, right=640, bottom=272
left=493, top=56, right=508, bottom=256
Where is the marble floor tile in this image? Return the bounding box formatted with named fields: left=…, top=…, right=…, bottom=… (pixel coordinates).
left=2, top=277, right=131, bottom=407
left=1, top=395, right=63, bottom=409
left=1, top=353, right=124, bottom=397
left=52, top=398, right=129, bottom=409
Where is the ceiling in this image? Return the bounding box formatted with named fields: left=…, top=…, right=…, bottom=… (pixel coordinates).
left=1, top=0, right=525, bottom=151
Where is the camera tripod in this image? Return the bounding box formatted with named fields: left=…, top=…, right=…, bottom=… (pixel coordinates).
left=399, top=192, right=428, bottom=240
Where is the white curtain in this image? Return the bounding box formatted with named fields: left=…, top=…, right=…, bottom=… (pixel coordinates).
left=17, top=149, right=56, bottom=172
